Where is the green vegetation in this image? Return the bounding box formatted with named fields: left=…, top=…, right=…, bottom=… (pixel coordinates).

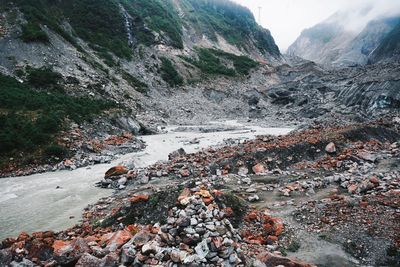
left=13, top=0, right=80, bottom=48
left=61, top=0, right=132, bottom=59
left=180, top=0, right=279, bottom=55
left=0, top=73, right=115, bottom=162
left=11, top=0, right=130, bottom=59
left=121, top=71, right=148, bottom=93
left=121, top=0, right=183, bottom=49
left=287, top=241, right=301, bottom=252
left=183, top=48, right=235, bottom=76
left=160, top=57, right=183, bottom=87
left=183, top=48, right=258, bottom=76
left=20, top=22, right=49, bottom=43
left=26, top=67, right=62, bottom=89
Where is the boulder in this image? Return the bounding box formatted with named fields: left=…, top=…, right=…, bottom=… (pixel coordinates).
left=252, top=163, right=266, bottom=174
left=168, top=148, right=186, bottom=160
left=255, top=252, right=314, bottom=267
left=325, top=142, right=336, bottom=153
left=104, top=230, right=133, bottom=252
left=105, top=166, right=128, bottom=178
left=75, top=253, right=101, bottom=267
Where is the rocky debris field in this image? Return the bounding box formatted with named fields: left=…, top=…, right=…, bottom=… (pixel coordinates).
left=1, top=117, right=400, bottom=266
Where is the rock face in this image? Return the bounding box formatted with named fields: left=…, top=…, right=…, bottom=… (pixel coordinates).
left=370, top=21, right=400, bottom=63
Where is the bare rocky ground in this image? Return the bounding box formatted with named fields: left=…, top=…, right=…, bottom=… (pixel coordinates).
left=1, top=117, right=399, bottom=266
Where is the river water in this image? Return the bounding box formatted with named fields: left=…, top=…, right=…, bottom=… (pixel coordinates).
left=0, top=121, right=292, bottom=240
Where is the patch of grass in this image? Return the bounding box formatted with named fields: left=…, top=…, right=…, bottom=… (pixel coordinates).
left=20, top=22, right=49, bottom=43
left=159, top=57, right=183, bottom=87
left=149, top=195, right=159, bottom=207
left=121, top=71, right=148, bottom=93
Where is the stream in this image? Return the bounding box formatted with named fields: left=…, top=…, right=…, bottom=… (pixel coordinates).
left=0, top=121, right=292, bottom=240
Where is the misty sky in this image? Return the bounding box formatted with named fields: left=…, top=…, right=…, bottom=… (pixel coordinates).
left=233, top=0, right=400, bottom=52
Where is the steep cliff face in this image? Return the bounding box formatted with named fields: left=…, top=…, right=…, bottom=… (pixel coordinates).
left=370, top=21, right=400, bottom=63
left=287, top=9, right=400, bottom=67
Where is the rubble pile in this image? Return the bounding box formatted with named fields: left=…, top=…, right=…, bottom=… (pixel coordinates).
left=0, top=187, right=312, bottom=266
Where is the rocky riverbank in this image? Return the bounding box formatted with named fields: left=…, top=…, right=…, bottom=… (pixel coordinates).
left=0, top=128, right=146, bottom=179
left=1, top=118, right=400, bottom=266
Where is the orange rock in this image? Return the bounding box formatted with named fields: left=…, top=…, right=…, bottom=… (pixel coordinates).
left=105, top=166, right=128, bottom=178
left=212, top=190, right=223, bottom=197
left=178, top=188, right=191, bottom=204
left=252, top=163, right=266, bottom=174
left=321, top=217, right=330, bottom=224
left=130, top=195, right=149, bottom=203
left=105, top=230, right=133, bottom=252
left=348, top=184, right=358, bottom=194
left=271, top=218, right=284, bottom=236
left=247, top=211, right=258, bottom=221
left=256, top=251, right=313, bottom=267
left=17, top=232, right=30, bottom=241
left=127, top=225, right=140, bottom=235
left=52, top=240, right=71, bottom=254
left=195, top=189, right=212, bottom=198
left=369, top=176, right=379, bottom=184
left=223, top=208, right=234, bottom=217
left=267, top=235, right=278, bottom=242
left=203, top=197, right=214, bottom=205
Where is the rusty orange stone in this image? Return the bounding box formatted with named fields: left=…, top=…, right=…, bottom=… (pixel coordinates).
left=252, top=163, right=266, bottom=174
left=203, top=197, right=214, bottom=205
left=223, top=208, right=234, bottom=217
left=52, top=240, right=71, bottom=254
left=130, top=195, right=149, bottom=203
left=105, top=166, right=128, bottom=178
left=271, top=218, right=283, bottom=236
left=267, top=235, right=278, bottom=242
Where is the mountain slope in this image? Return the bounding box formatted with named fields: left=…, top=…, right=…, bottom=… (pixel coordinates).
left=0, top=0, right=281, bottom=172
left=287, top=9, right=399, bottom=66
left=370, top=21, right=400, bottom=63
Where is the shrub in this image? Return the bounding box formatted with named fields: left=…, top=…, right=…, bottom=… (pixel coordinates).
left=182, top=48, right=258, bottom=76
left=20, top=22, right=49, bottom=43
left=160, top=57, right=183, bottom=87
left=121, top=71, right=148, bottom=93
left=26, top=67, right=62, bottom=89
left=43, top=144, right=68, bottom=159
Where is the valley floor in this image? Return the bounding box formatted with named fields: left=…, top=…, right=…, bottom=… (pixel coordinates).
left=1, top=118, right=399, bottom=266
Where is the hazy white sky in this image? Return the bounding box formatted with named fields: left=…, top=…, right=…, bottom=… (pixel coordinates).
left=233, top=0, right=400, bottom=52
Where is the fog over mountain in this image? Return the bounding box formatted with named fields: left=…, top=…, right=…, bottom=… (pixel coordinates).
left=286, top=0, right=400, bottom=66
left=234, top=0, right=400, bottom=51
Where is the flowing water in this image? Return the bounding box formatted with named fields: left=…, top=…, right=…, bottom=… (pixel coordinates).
left=0, top=121, right=292, bottom=240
